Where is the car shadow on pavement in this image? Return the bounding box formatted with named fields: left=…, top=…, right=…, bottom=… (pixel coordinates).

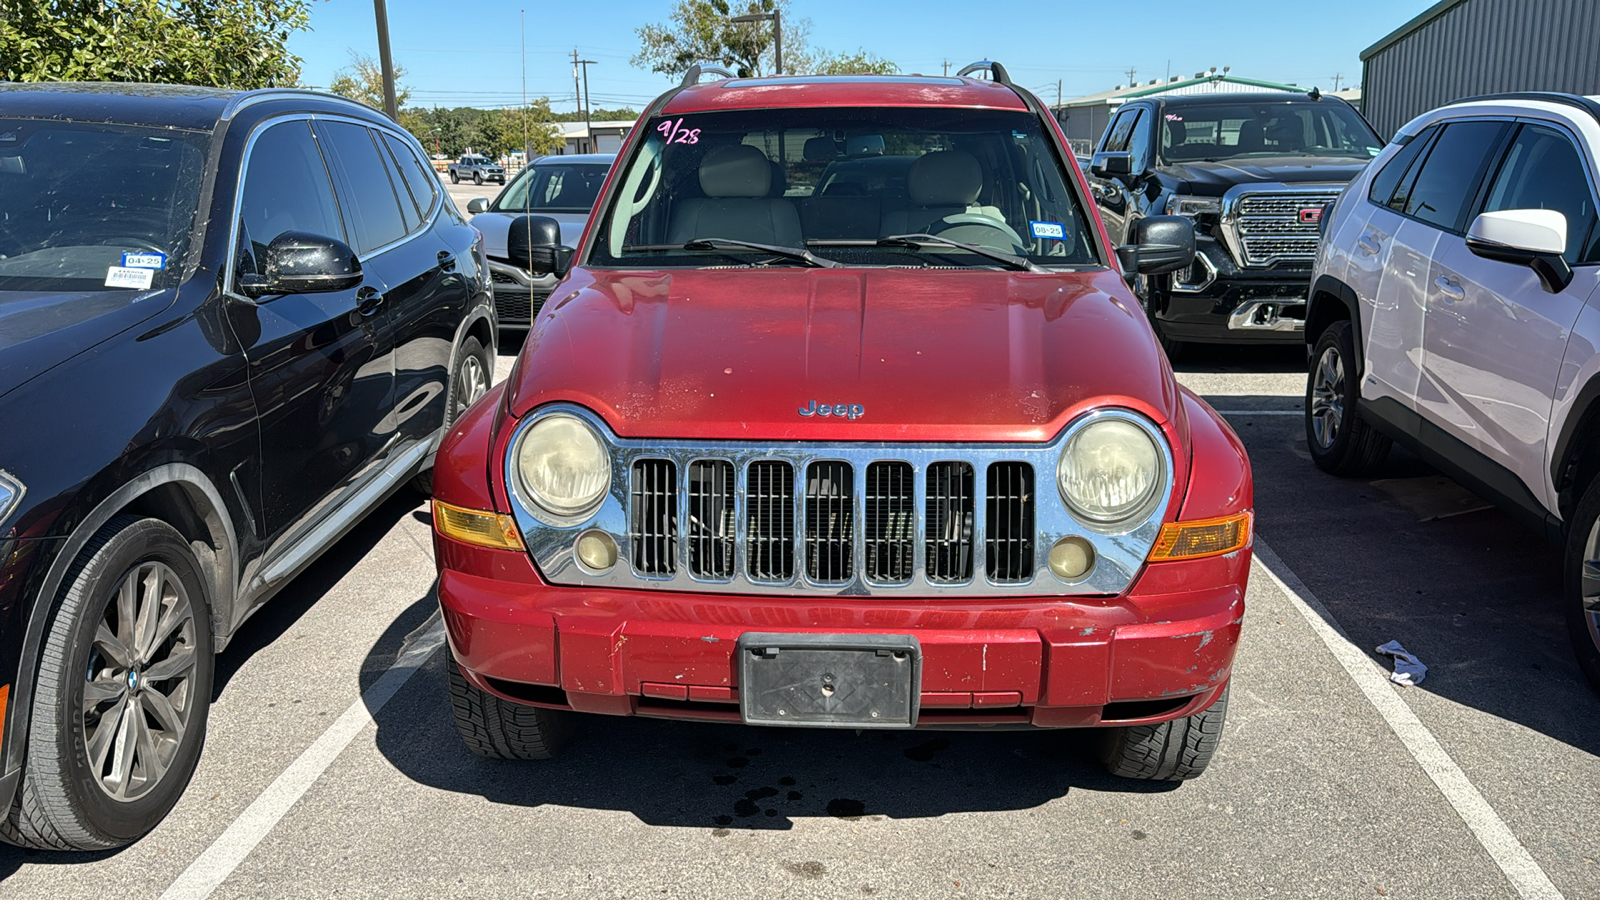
left=359, top=603, right=1179, bottom=832
left=1169, top=343, right=1305, bottom=375
left=1234, top=394, right=1600, bottom=758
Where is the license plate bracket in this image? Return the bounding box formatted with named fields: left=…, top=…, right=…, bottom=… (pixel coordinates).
left=737, top=633, right=921, bottom=728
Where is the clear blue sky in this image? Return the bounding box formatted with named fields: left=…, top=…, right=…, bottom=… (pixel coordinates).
left=288, top=0, right=1432, bottom=113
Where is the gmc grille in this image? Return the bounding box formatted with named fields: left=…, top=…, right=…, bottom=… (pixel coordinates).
left=1231, top=189, right=1341, bottom=267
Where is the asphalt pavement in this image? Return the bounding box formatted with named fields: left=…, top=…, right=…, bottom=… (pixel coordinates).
left=0, top=187, right=1594, bottom=899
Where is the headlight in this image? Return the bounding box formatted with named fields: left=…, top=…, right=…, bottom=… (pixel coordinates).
left=1057, top=416, right=1165, bottom=526
left=513, top=415, right=611, bottom=517
left=1164, top=195, right=1221, bottom=219
left=0, top=470, right=23, bottom=526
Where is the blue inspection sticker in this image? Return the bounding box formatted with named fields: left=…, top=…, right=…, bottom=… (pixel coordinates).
left=121, top=251, right=165, bottom=270
left=1030, top=221, right=1066, bottom=240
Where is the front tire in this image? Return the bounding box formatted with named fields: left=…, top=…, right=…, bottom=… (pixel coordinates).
left=2, top=516, right=214, bottom=850
left=473, top=172, right=483, bottom=185
left=1306, top=320, right=1391, bottom=476
left=1100, top=685, right=1228, bottom=781
left=450, top=170, right=460, bottom=184
left=1563, top=478, right=1600, bottom=694
left=447, top=661, right=569, bottom=759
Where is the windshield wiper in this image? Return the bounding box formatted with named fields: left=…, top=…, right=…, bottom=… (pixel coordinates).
left=876, top=233, right=1047, bottom=273
left=626, top=238, right=842, bottom=268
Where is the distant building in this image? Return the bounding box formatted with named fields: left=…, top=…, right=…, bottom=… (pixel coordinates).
left=1360, top=0, right=1600, bottom=140
left=1052, top=72, right=1305, bottom=154
left=553, top=120, right=634, bottom=155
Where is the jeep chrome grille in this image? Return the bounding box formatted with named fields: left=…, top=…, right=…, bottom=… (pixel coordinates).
left=1224, top=186, right=1341, bottom=267
left=508, top=405, right=1176, bottom=597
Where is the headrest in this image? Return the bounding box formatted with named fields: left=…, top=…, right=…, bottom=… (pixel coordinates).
left=802, top=136, right=836, bottom=161
left=698, top=145, right=771, bottom=198
left=768, top=160, right=786, bottom=198
left=908, top=150, right=982, bottom=206
left=1166, top=118, right=1187, bottom=144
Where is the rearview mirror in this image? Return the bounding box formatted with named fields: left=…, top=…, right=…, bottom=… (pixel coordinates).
left=1465, top=209, right=1572, bottom=293
left=1091, top=151, right=1133, bottom=180
left=467, top=197, right=490, bottom=214
left=239, top=231, right=361, bottom=298
left=507, top=214, right=573, bottom=278
left=1116, top=215, right=1196, bottom=276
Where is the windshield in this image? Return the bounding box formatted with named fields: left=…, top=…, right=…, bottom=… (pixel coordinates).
left=590, top=106, right=1098, bottom=268
left=493, top=163, right=610, bottom=214
left=1159, top=102, right=1382, bottom=163
left=0, top=119, right=208, bottom=291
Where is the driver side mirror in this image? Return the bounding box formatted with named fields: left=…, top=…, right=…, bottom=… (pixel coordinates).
left=467, top=197, right=490, bottom=215
left=1091, top=150, right=1134, bottom=180
left=507, top=214, right=574, bottom=278
left=238, top=231, right=362, bottom=298
left=1465, top=209, right=1573, bottom=293
left=1116, top=215, right=1196, bottom=276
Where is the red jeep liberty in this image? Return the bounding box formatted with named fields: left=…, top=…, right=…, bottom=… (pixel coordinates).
left=430, top=64, right=1253, bottom=781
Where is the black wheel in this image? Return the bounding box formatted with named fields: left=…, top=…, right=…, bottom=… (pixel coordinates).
left=447, top=660, right=570, bottom=759
left=413, top=336, right=491, bottom=495
left=1153, top=320, right=1187, bottom=363
left=1100, top=685, right=1228, bottom=781
left=1563, top=477, right=1600, bottom=694
left=1, top=516, right=214, bottom=850
left=1306, top=320, right=1391, bottom=476
left=1136, top=275, right=1187, bottom=363
left=450, top=170, right=459, bottom=184
left=473, top=172, right=483, bottom=185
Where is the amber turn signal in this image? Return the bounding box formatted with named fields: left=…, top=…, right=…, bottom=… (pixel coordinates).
left=1146, top=511, right=1252, bottom=561
left=433, top=500, right=525, bottom=551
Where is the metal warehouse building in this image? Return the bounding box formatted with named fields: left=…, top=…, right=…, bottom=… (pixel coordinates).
left=1361, top=0, right=1600, bottom=139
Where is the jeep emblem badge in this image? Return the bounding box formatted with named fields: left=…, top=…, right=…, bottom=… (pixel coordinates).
left=1299, top=206, right=1323, bottom=225
left=799, top=400, right=865, bottom=420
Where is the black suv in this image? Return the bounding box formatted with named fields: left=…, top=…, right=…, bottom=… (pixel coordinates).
left=1086, top=91, right=1383, bottom=356
left=0, top=83, right=495, bottom=850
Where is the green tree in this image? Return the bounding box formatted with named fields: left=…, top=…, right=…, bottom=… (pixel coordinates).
left=328, top=51, right=411, bottom=111
left=0, top=0, right=312, bottom=86
left=632, top=0, right=811, bottom=78
left=499, top=100, right=565, bottom=157
left=814, top=50, right=898, bottom=76
left=552, top=107, right=639, bottom=123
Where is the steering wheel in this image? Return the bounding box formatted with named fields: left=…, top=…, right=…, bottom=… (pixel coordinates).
left=929, top=214, right=1028, bottom=252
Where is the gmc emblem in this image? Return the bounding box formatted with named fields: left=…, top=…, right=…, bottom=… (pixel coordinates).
left=1299, top=206, right=1324, bottom=225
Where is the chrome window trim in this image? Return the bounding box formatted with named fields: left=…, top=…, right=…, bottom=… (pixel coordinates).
left=221, top=112, right=441, bottom=301
left=0, top=469, right=24, bottom=529
left=502, top=403, right=1176, bottom=598
left=1219, top=182, right=1346, bottom=267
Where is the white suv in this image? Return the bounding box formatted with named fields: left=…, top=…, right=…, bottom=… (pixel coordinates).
left=1304, top=92, right=1600, bottom=692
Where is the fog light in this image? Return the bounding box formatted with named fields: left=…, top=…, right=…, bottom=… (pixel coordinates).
left=1049, top=536, right=1095, bottom=582
left=575, top=530, right=618, bottom=572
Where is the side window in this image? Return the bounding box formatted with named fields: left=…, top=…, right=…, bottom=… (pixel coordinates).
left=1127, top=108, right=1152, bottom=172
left=382, top=131, right=439, bottom=219
left=1368, top=125, right=1435, bottom=210
left=1481, top=124, right=1600, bottom=264
left=236, top=119, right=344, bottom=279
left=1101, top=108, right=1139, bottom=153
left=1402, top=120, right=1506, bottom=232
left=315, top=121, right=408, bottom=255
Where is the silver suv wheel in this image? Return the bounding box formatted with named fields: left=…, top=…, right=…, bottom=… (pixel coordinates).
left=1310, top=345, right=1344, bottom=449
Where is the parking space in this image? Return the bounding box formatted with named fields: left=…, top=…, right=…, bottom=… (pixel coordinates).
left=0, top=340, right=1592, bottom=899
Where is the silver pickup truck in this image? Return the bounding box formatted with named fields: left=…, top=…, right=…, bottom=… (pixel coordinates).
left=447, top=154, right=505, bottom=185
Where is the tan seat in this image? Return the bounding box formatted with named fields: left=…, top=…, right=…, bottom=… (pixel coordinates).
left=667, top=145, right=803, bottom=246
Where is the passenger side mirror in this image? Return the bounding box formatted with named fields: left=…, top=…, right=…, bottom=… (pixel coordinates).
left=1465, top=209, right=1573, bottom=293
left=507, top=214, right=574, bottom=278
left=238, top=231, right=362, bottom=298
left=1116, top=215, right=1196, bottom=276
left=467, top=197, right=490, bottom=214
left=1091, top=151, right=1134, bottom=180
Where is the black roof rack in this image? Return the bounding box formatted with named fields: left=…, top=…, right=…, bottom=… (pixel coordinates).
left=679, top=63, right=737, bottom=89
left=956, top=60, right=1013, bottom=87
left=1451, top=91, right=1600, bottom=124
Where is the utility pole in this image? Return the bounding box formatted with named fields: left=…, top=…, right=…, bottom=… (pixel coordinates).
left=1125, top=65, right=1137, bottom=87
left=730, top=10, right=782, bottom=75
left=1331, top=72, right=1344, bottom=92
left=943, top=60, right=950, bottom=76
left=373, top=0, right=398, bottom=120
left=575, top=56, right=598, bottom=153
left=571, top=49, right=582, bottom=151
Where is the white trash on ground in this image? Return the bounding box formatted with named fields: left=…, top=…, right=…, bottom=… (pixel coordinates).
left=1375, top=640, right=1428, bottom=686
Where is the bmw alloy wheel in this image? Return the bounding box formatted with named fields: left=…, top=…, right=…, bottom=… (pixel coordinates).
left=1581, top=519, right=1600, bottom=657
left=455, top=352, right=488, bottom=420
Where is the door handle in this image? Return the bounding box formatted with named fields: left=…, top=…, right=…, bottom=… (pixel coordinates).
left=1434, top=276, right=1465, bottom=302
left=437, top=250, right=457, bottom=271
left=356, top=286, right=385, bottom=316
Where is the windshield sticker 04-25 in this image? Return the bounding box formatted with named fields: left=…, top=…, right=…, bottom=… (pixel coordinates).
left=121, top=251, right=165, bottom=270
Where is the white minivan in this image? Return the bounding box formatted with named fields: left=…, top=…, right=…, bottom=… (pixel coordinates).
left=1304, top=92, right=1600, bottom=692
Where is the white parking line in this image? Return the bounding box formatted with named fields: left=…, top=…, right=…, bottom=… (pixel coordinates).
left=160, top=613, right=447, bottom=900
left=1253, top=539, right=1564, bottom=900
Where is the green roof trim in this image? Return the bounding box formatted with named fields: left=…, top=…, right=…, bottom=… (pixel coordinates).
left=1361, top=0, right=1470, bottom=61
left=1057, top=74, right=1305, bottom=107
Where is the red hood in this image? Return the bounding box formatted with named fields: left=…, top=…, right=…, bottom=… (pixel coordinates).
left=506, top=267, right=1185, bottom=444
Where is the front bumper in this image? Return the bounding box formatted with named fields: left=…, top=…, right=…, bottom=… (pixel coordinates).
left=436, top=536, right=1246, bottom=729
left=485, top=261, right=555, bottom=329
left=1156, top=238, right=1308, bottom=345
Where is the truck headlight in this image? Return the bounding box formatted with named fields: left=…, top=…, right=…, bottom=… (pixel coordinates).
left=513, top=415, right=611, bottom=517
left=1164, top=196, right=1221, bottom=219
left=1057, top=416, right=1165, bottom=526
left=0, top=470, right=23, bottom=526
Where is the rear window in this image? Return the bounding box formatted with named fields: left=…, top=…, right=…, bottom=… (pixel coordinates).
left=1158, top=101, right=1382, bottom=163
